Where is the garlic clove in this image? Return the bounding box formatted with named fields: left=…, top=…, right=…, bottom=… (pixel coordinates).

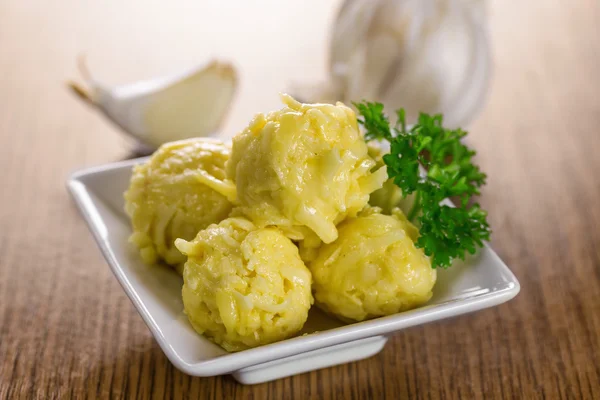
left=292, top=0, right=490, bottom=128
left=69, top=59, right=238, bottom=149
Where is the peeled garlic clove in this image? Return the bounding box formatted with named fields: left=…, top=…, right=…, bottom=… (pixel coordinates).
left=69, top=60, right=238, bottom=148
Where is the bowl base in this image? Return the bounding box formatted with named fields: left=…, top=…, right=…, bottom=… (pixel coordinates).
left=232, top=335, right=388, bottom=385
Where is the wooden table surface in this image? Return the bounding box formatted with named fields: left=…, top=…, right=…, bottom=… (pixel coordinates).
left=1, top=1, right=599, bottom=399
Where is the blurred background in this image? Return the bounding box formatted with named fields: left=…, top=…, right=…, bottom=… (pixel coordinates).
left=1, top=0, right=597, bottom=155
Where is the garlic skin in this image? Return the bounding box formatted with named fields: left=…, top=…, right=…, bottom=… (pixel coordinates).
left=294, top=0, right=490, bottom=128
left=69, top=60, right=238, bottom=148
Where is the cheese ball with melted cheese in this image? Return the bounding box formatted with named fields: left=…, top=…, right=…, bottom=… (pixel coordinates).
left=367, top=142, right=415, bottom=214
left=226, top=94, right=387, bottom=244
left=175, top=217, right=313, bottom=352
left=309, top=209, right=436, bottom=322
left=124, top=138, right=236, bottom=269
left=369, top=179, right=406, bottom=215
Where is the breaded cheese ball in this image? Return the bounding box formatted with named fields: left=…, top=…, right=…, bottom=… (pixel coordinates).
left=124, top=138, right=235, bottom=268
left=309, top=209, right=436, bottom=322
left=226, top=94, right=387, bottom=244
left=175, top=217, right=313, bottom=352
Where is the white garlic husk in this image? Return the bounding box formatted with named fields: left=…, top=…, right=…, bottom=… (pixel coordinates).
left=69, top=59, right=238, bottom=148
left=294, top=0, right=490, bottom=128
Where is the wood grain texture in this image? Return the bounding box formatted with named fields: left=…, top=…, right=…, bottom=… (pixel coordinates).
left=0, top=0, right=599, bottom=399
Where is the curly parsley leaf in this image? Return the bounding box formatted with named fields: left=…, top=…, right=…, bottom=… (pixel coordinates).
left=355, top=101, right=491, bottom=268
left=354, top=101, right=392, bottom=141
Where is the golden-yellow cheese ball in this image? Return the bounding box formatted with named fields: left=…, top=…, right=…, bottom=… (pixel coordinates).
left=309, top=209, right=436, bottom=322
left=226, top=94, right=387, bottom=245
left=175, top=217, right=313, bottom=352
left=367, top=142, right=415, bottom=214
left=124, top=138, right=236, bottom=269
left=369, top=179, right=406, bottom=215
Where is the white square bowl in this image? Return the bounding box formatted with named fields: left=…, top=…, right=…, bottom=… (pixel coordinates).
left=67, top=158, right=520, bottom=385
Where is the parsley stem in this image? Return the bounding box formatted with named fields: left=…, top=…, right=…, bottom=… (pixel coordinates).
left=407, top=191, right=421, bottom=222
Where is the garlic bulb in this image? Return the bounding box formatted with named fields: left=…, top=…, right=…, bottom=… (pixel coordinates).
left=294, top=0, right=490, bottom=128
left=69, top=59, right=238, bottom=148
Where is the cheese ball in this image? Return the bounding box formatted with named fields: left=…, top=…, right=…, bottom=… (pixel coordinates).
left=369, top=179, right=406, bottom=215
left=309, top=209, right=436, bottom=322
left=124, top=138, right=235, bottom=268
left=226, top=94, right=387, bottom=244
left=175, top=217, right=313, bottom=352
left=367, top=142, right=415, bottom=214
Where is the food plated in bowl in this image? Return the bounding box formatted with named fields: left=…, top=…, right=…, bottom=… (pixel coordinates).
left=67, top=95, right=519, bottom=384
left=124, top=138, right=235, bottom=271
left=176, top=217, right=314, bottom=352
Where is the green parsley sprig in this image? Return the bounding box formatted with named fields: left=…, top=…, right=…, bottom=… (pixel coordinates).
left=354, top=101, right=491, bottom=268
